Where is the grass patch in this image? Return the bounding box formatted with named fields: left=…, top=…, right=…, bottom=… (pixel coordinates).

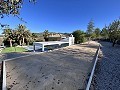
left=1, top=47, right=28, bottom=53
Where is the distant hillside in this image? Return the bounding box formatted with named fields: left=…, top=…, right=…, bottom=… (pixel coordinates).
left=33, top=32, right=70, bottom=37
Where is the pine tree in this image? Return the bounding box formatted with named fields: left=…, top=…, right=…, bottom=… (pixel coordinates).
left=86, top=19, right=95, bottom=43
left=86, top=20, right=94, bottom=37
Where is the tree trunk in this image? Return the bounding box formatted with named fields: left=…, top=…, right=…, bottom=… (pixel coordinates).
left=88, top=37, right=91, bottom=45
left=44, top=38, right=48, bottom=41
left=22, top=37, right=25, bottom=45
left=19, top=40, right=22, bottom=46
left=112, top=39, right=117, bottom=47
left=27, top=42, right=29, bottom=46
left=10, top=39, right=12, bottom=47
left=14, top=47, right=16, bottom=52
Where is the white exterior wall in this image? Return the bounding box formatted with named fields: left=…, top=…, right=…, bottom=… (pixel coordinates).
left=69, top=37, right=75, bottom=46
left=33, top=36, right=75, bottom=52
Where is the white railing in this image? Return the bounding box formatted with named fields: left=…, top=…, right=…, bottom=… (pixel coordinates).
left=86, top=45, right=100, bottom=90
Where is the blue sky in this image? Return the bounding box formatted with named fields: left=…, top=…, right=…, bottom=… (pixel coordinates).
left=0, top=0, right=120, bottom=34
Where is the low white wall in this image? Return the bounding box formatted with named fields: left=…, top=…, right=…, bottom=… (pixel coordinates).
left=69, top=37, right=74, bottom=46
left=2, top=61, right=6, bottom=90
left=23, top=46, right=42, bottom=51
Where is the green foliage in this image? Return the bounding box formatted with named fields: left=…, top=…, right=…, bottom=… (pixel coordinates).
left=15, top=24, right=32, bottom=45
left=2, top=28, right=16, bottom=47
left=3, top=24, right=32, bottom=46
left=0, top=0, right=36, bottom=18
left=43, top=30, right=49, bottom=41
left=108, top=19, right=120, bottom=40
left=72, top=30, right=86, bottom=44
left=43, top=30, right=49, bottom=38
left=101, top=26, right=109, bottom=39
left=3, top=28, right=15, bottom=40
left=86, top=20, right=94, bottom=36
left=100, top=19, right=120, bottom=46
left=91, top=32, right=96, bottom=39
left=32, top=33, right=38, bottom=39
left=94, top=28, right=101, bottom=38
left=108, top=19, right=120, bottom=46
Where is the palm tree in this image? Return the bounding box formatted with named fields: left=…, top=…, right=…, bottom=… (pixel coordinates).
left=3, top=28, right=15, bottom=47
left=24, top=30, right=32, bottom=45
left=43, top=30, right=49, bottom=41
left=17, top=24, right=31, bottom=45
left=17, top=24, right=26, bottom=45
left=14, top=29, right=22, bottom=46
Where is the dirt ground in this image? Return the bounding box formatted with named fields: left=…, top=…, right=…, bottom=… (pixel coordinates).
left=6, top=41, right=99, bottom=90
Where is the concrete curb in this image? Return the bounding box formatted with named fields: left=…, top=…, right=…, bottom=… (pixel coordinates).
left=86, top=45, right=100, bottom=90
left=2, top=61, right=6, bottom=90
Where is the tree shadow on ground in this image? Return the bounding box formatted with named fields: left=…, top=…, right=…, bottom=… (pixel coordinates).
left=1, top=52, right=29, bottom=60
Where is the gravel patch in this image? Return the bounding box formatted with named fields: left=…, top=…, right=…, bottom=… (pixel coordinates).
left=91, top=42, right=120, bottom=90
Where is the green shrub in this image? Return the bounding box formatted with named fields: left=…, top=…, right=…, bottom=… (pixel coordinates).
left=72, top=30, right=86, bottom=44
